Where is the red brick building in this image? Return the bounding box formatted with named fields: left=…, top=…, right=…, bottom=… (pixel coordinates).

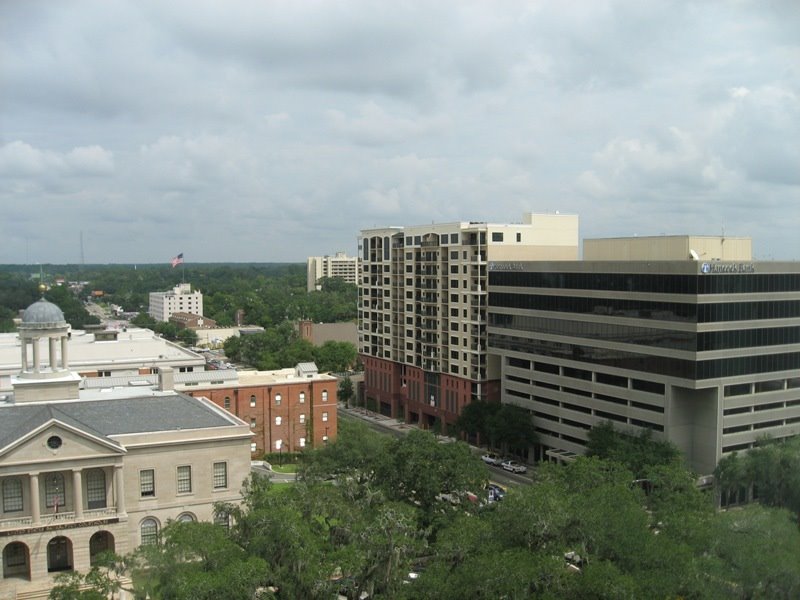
left=184, top=363, right=338, bottom=456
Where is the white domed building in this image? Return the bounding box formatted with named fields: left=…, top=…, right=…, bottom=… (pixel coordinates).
left=0, top=298, right=252, bottom=598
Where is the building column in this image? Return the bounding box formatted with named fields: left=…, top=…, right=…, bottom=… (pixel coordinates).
left=72, top=469, right=84, bottom=519
left=32, top=337, right=40, bottom=372
left=20, top=339, right=29, bottom=371
left=49, top=337, right=57, bottom=372
left=29, top=473, right=40, bottom=524
left=114, top=465, right=126, bottom=516
left=105, top=468, right=113, bottom=509
left=61, top=335, right=69, bottom=370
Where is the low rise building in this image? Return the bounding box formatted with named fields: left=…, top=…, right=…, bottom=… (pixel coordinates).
left=81, top=363, right=340, bottom=456
left=169, top=312, right=218, bottom=330
left=0, top=326, right=205, bottom=393
left=298, top=320, right=358, bottom=347
left=0, top=298, right=251, bottom=598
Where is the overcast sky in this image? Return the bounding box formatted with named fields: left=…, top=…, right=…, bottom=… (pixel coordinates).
left=1, top=0, right=798, bottom=264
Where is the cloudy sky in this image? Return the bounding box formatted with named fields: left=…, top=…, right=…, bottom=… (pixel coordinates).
left=1, top=0, right=798, bottom=264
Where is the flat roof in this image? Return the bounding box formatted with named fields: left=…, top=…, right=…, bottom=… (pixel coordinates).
left=0, top=327, right=204, bottom=377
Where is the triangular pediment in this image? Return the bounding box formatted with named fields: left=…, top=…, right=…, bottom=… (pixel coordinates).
left=0, top=416, right=125, bottom=466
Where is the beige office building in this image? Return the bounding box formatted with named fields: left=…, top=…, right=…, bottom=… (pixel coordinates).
left=359, top=212, right=579, bottom=430
left=307, top=252, right=359, bottom=292
left=488, top=235, right=800, bottom=474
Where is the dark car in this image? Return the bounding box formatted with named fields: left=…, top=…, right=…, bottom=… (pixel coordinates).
left=487, top=483, right=506, bottom=502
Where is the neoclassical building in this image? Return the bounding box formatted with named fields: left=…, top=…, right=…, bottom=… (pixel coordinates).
left=0, top=298, right=251, bottom=598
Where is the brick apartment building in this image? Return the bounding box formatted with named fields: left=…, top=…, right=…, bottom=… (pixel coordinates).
left=182, top=364, right=338, bottom=456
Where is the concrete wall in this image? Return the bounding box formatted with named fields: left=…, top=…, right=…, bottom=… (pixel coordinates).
left=584, top=236, right=752, bottom=261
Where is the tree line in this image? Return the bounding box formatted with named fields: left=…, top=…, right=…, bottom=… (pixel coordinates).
left=52, top=421, right=800, bottom=599
left=223, top=321, right=358, bottom=372
left=1, top=264, right=357, bottom=331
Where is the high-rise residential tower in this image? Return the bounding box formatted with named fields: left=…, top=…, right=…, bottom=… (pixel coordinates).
left=358, top=213, right=578, bottom=430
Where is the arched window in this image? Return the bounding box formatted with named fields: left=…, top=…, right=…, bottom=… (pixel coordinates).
left=177, top=512, right=195, bottom=523
left=3, top=542, right=30, bottom=580
left=223, top=396, right=231, bottom=409
left=89, top=531, right=115, bottom=565
left=86, top=470, right=106, bottom=509
left=249, top=395, right=256, bottom=407
left=322, top=390, right=328, bottom=402
left=47, top=536, right=72, bottom=572
left=45, top=474, right=65, bottom=509
left=140, top=518, right=159, bottom=546
left=2, top=478, right=23, bottom=512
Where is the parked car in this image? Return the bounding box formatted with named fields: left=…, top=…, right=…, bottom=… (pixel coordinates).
left=487, top=483, right=506, bottom=502
left=481, top=453, right=503, bottom=466
left=501, top=460, right=527, bottom=474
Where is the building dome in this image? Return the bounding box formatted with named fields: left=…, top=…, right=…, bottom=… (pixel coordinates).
left=21, top=297, right=66, bottom=328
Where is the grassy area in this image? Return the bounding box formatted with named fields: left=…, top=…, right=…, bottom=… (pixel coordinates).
left=268, top=482, right=293, bottom=495
left=271, top=463, right=298, bottom=474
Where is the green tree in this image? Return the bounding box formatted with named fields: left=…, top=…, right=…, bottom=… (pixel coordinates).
left=46, top=285, right=100, bottom=329
left=454, top=400, right=500, bottom=446
left=49, top=552, right=126, bottom=600
left=489, top=404, right=537, bottom=457
left=176, top=328, right=198, bottom=346
left=130, top=311, right=157, bottom=327
left=313, top=341, right=357, bottom=372
left=586, top=421, right=682, bottom=478
left=223, top=334, right=242, bottom=361
left=338, top=376, right=354, bottom=408
left=299, top=420, right=389, bottom=485
left=132, top=521, right=270, bottom=600
left=375, top=430, right=487, bottom=518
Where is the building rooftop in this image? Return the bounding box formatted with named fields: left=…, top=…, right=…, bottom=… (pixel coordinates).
left=0, top=392, right=242, bottom=453
left=0, top=327, right=204, bottom=380
left=21, top=297, right=66, bottom=328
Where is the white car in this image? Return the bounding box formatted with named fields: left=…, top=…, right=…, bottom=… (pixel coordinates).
left=501, top=460, right=527, bottom=474
left=481, top=453, right=503, bottom=466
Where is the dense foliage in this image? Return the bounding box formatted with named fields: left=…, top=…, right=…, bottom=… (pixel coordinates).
left=0, top=272, right=99, bottom=331
left=58, top=421, right=800, bottom=599
left=715, top=436, right=800, bottom=519
left=0, top=263, right=357, bottom=331
left=586, top=420, right=683, bottom=478
left=224, top=323, right=357, bottom=371
left=455, top=400, right=537, bottom=456
left=0, top=264, right=357, bottom=370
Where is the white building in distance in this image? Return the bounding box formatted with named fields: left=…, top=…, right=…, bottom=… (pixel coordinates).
left=307, top=252, right=359, bottom=292
left=148, top=284, right=203, bottom=322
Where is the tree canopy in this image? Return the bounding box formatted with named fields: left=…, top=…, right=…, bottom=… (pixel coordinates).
left=53, top=419, right=800, bottom=600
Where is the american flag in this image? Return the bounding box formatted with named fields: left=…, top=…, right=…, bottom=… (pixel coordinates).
left=171, top=253, right=184, bottom=268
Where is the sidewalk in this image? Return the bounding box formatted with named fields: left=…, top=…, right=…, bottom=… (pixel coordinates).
left=340, top=404, right=418, bottom=436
